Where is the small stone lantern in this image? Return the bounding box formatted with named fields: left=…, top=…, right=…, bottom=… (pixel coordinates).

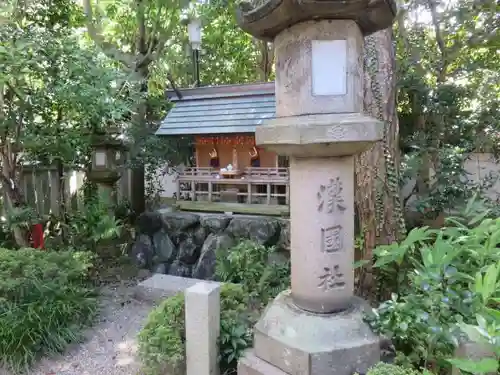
left=88, top=128, right=125, bottom=204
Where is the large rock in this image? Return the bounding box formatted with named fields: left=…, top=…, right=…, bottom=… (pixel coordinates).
left=201, top=215, right=231, bottom=233
left=275, top=219, right=290, bottom=251
left=161, top=212, right=200, bottom=232
left=226, top=217, right=281, bottom=246
left=131, top=234, right=154, bottom=269
left=152, top=228, right=177, bottom=263
left=136, top=212, right=163, bottom=236
left=268, top=250, right=289, bottom=266
left=192, top=233, right=234, bottom=280
left=168, top=260, right=192, bottom=278
left=192, top=225, right=207, bottom=245
left=153, top=263, right=168, bottom=274
left=178, top=236, right=200, bottom=264
left=130, top=211, right=291, bottom=281
left=178, top=226, right=206, bottom=264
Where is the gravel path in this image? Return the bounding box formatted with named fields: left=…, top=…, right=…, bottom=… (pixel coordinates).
left=24, top=283, right=154, bottom=375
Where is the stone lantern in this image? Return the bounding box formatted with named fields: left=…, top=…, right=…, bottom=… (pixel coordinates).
left=235, top=1, right=397, bottom=375
left=88, top=128, right=125, bottom=205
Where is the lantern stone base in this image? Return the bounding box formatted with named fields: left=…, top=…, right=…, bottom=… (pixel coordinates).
left=238, top=290, right=380, bottom=375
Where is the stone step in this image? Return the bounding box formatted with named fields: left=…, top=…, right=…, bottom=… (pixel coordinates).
left=134, top=273, right=220, bottom=302
left=238, top=349, right=290, bottom=375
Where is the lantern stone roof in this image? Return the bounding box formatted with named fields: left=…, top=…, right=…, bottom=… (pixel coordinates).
left=156, top=82, right=275, bottom=136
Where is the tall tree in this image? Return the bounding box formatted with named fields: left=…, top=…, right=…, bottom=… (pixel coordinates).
left=82, top=0, right=187, bottom=214
left=355, top=27, right=406, bottom=297
left=0, top=0, right=132, bottom=246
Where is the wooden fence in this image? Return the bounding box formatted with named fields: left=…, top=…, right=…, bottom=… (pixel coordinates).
left=18, top=165, right=132, bottom=216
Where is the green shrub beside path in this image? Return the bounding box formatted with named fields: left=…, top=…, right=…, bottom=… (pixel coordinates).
left=0, top=248, right=98, bottom=373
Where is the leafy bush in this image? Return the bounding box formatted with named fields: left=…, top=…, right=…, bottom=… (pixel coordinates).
left=447, top=260, right=500, bottom=374
left=63, top=199, right=123, bottom=251
left=138, top=283, right=252, bottom=375
left=0, top=248, right=98, bottom=372
left=215, top=240, right=290, bottom=305
left=365, top=213, right=500, bottom=371
left=357, top=363, right=431, bottom=375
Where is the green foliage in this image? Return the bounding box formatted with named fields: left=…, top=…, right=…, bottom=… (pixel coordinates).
left=447, top=261, right=500, bottom=374
left=400, top=147, right=496, bottom=218
left=0, top=248, right=98, bottom=372
left=396, top=0, right=500, bottom=218
left=0, top=4, right=133, bottom=167
left=0, top=206, right=39, bottom=244
left=215, top=240, right=290, bottom=304
left=366, top=212, right=500, bottom=371
left=38, top=197, right=125, bottom=255
left=0, top=0, right=136, bottom=246
left=65, top=199, right=124, bottom=251
left=138, top=293, right=185, bottom=375
left=138, top=283, right=252, bottom=375
left=357, top=363, right=432, bottom=375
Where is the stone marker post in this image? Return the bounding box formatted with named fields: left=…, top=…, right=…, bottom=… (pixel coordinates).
left=235, top=1, right=397, bottom=375
left=185, top=282, right=220, bottom=375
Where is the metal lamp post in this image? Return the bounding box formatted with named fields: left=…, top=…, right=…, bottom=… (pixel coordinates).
left=187, top=17, right=202, bottom=87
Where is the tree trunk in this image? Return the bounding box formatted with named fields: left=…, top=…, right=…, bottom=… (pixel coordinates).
left=255, top=39, right=274, bottom=82
left=1, top=154, right=29, bottom=248
left=130, top=64, right=149, bottom=216
left=355, top=28, right=406, bottom=300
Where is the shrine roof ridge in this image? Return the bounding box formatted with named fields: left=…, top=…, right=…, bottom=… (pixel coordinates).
left=166, top=82, right=275, bottom=101
left=157, top=82, right=276, bottom=136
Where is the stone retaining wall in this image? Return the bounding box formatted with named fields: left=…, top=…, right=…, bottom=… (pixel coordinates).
left=130, top=210, right=290, bottom=280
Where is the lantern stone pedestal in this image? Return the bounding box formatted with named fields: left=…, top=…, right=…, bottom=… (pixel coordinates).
left=87, top=170, right=120, bottom=205
left=235, top=2, right=396, bottom=375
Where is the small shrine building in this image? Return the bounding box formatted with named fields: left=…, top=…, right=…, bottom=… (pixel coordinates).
left=156, top=82, right=289, bottom=216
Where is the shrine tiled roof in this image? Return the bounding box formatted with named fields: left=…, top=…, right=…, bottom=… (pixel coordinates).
left=156, top=82, right=276, bottom=136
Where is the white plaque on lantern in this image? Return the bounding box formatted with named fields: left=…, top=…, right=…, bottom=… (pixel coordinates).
left=95, top=150, right=107, bottom=167
left=311, top=40, right=347, bottom=96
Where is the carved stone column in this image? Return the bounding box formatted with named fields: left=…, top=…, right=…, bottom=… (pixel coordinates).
left=235, top=1, right=397, bottom=375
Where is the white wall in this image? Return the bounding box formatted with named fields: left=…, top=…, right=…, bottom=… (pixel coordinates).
left=402, top=152, right=500, bottom=209
left=146, top=164, right=182, bottom=199
left=464, top=153, right=500, bottom=201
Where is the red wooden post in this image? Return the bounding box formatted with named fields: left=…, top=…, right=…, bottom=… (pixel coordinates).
left=31, top=223, right=44, bottom=249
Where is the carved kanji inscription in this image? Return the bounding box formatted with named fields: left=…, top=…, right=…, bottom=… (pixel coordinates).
left=317, top=177, right=346, bottom=213
left=317, top=265, right=346, bottom=291
left=321, top=225, right=343, bottom=253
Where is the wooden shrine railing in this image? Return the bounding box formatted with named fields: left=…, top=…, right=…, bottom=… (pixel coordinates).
left=175, top=167, right=290, bottom=214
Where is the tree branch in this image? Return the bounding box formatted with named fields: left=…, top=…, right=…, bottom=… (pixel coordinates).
left=426, top=0, right=448, bottom=80
left=136, top=0, right=147, bottom=55
left=167, top=72, right=182, bottom=100
left=82, top=0, right=134, bottom=68
left=396, top=8, right=426, bottom=77
left=135, top=0, right=170, bottom=70
left=143, top=0, right=165, bottom=63
left=148, top=7, right=179, bottom=62
left=403, top=182, right=418, bottom=208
